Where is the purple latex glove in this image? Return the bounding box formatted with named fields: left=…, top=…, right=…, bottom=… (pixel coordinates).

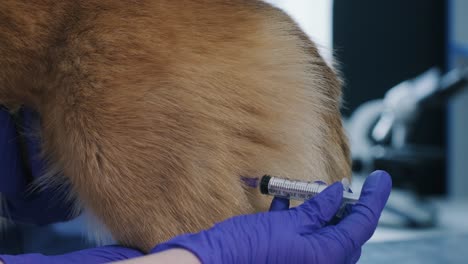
left=151, top=170, right=392, bottom=264
left=0, top=171, right=390, bottom=263
left=0, top=107, right=75, bottom=225
left=0, top=106, right=26, bottom=197
left=0, top=246, right=143, bottom=264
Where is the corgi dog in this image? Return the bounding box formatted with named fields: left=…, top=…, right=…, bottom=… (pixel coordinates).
left=0, top=0, right=350, bottom=252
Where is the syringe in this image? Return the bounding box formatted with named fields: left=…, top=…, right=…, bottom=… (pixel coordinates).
left=259, top=175, right=359, bottom=206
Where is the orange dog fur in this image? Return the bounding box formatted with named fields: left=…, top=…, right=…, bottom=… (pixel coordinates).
left=0, top=0, right=350, bottom=252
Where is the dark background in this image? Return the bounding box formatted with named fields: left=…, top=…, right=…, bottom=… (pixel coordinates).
left=333, top=0, right=448, bottom=194
left=333, top=0, right=446, bottom=116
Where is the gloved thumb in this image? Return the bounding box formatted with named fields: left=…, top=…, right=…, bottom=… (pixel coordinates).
left=269, top=197, right=290, bottom=211
left=333, top=170, right=392, bottom=247
left=293, top=181, right=343, bottom=228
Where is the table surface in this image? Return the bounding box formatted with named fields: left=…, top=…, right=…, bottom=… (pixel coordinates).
left=356, top=174, right=468, bottom=263
left=361, top=233, right=468, bottom=264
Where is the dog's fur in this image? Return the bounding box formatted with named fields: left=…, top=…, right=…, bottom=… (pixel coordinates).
left=0, top=0, right=350, bottom=252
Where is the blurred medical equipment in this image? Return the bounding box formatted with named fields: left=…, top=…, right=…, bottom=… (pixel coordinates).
left=348, top=67, right=468, bottom=227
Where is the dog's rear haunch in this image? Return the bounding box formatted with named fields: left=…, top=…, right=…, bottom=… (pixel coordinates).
left=0, top=0, right=350, bottom=252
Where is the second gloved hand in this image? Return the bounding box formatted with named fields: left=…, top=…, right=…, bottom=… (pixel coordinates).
left=0, top=107, right=76, bottom=225
left=152, top=170, right=392, bottom=264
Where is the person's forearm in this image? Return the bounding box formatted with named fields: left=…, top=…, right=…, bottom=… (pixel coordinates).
left=111, top=248, right=201, bottom=264
left=0, top=249, right=199, bottom=264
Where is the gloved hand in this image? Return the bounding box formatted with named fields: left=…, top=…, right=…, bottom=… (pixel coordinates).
left=151, top=170, right=392, bottom=264
left=0, top=106, right=27, bottom=197
left=0, top=171, right=391, bottom=263
left=0, top=107, right=75, bottom=225
left=0, top=246, right=143, bottom=264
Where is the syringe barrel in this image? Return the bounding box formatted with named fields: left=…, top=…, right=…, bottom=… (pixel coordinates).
left=260, top=175, right=359, bottom=205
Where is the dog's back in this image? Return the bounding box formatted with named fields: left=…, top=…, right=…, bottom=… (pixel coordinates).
left=0, top=0, right=350, bottom=251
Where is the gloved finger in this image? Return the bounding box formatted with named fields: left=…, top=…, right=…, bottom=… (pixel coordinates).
left=21, top=108, right=46, bottom=179
left=301, top=227, right=362, bottom=264
left=4, top=184, right=77, bottom=225
left=0, top=245, right=143, bottom=264
left=327, top=171, right=392, bottom=252
left=323, top=203, right=354, bottom=226
left=269, top=197, right=290, bottom=211
left=327, top=200, right=354, bottom=225
left=292, top=181, right=343, bottom=228
left=330, top=203, right=353, bottom=223
left=350, top=247, right=362, bottom=264
left=0, top=107, right=28, bottom=196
